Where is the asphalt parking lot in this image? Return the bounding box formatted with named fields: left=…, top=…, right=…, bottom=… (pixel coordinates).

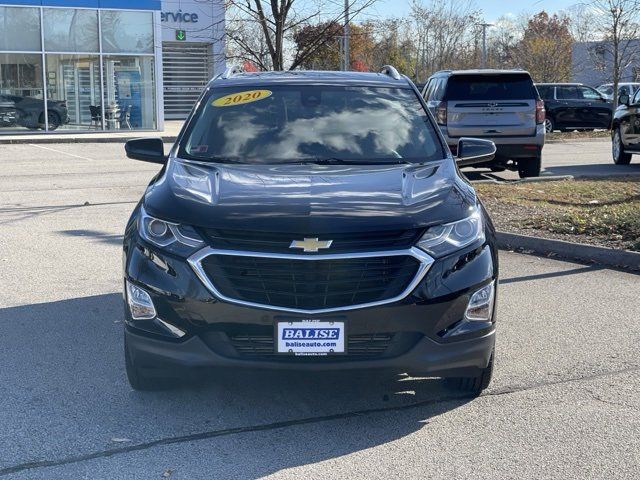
left=469, top=138, right=640, bottom=180
left=0, top=141, right=639, bottom=479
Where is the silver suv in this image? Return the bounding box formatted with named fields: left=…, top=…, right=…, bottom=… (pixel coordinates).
left=422, top=69, right=545, bottom=178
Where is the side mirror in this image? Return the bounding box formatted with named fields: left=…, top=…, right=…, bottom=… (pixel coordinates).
left=619, top=94, right=630, bottom=106
left=125, top=138, right=166, bottom=164
left=455, top=138, right=496, bottom=167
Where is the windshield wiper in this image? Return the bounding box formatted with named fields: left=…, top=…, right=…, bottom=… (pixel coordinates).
left=307, top=157, right=410, bottom=165
left=190, top=155, right=246, bottom=164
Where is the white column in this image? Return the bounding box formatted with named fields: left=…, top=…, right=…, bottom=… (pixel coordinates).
left=153, top=10, right=164, bottom=131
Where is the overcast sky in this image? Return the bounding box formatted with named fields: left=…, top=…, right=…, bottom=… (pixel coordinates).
left=371, top=0, right=579, bottom=21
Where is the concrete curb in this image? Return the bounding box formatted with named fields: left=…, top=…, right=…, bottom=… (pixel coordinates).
left=472, top=173, right=640, bottom=184
left=0, top=135, right=177, bottom=145
left=496, top=231, right=640, bottom=272
left=545, top=137, right=609, bottom=144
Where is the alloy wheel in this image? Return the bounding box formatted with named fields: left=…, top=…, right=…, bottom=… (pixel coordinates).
left=47, top=111, right=60, bottom=130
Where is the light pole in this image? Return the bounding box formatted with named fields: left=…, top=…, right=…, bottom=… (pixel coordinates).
left=343, top=0, right=350, bottom=71
left=478, top=23, right=493, bottom=68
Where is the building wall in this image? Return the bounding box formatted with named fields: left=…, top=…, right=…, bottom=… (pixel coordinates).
left=0, top=0, right=160, bottom=10
left=573, top=40, right=640, bottom=87
left=159, top=0, right=225, bottom=119
left=0, top=0, right=164, bottom=133
left=160, top=0, right=225, bottom=73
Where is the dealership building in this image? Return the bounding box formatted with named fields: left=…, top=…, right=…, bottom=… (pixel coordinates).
left=0, top=0, right=225, bottom=134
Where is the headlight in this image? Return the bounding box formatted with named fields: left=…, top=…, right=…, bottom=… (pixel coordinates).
left=417, top=210, right=484, bottom=257
left=138, top=205, right=204, bottom=255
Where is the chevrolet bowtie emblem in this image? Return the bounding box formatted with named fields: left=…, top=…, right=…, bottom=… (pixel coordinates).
left=289, top=237, right=333, bottom=253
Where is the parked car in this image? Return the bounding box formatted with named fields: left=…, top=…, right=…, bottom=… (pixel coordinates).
left=611, top=89, right=640, bottom=165
left=536, top=83, right=613, bottom=133
left=596, top=82, right=640, bottom=102
left=0, top=94, right=69, bottom=130
left=422, top=69, right=545, bottom=178
left=0, top=96, right=17, bottom=127
left=122, top=66, right=499, bottom=395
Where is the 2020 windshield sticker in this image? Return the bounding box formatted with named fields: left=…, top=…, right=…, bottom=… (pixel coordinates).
left=212, top=90, right=272, bottom=107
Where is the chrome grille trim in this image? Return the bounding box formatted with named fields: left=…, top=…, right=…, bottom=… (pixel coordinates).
left=187, top=247, right=434, bottom=314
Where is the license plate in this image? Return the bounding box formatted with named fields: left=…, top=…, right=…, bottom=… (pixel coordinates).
left=276, top=321, right=345, bottom=356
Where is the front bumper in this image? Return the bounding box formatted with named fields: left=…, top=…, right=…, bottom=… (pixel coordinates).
left=123, top=230, right=498, bottom=376
left=125, top=326, right=495, bottom=377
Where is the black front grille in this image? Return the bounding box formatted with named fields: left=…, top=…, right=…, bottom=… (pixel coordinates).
left=230, top=333, right=395, bottom=358
left=200, top=254, right=420, bottom=311
left=201, top=228, right=422, bottom=254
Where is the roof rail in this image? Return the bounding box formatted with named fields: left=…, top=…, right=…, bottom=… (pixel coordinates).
left=220, top=65, right=244, bottom=79
left=380, top=65, right=401, bottom=80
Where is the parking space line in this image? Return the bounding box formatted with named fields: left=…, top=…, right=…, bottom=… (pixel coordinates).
left=28, top=144, right=95, bottom=161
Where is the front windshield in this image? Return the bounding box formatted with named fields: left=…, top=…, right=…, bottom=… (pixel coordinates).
left=180, top=85, right=443, bottom=164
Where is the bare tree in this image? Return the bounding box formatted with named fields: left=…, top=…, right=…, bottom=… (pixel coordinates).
left=586, top=0, right=640, bottom=103
left=485, top=15, right=520, bottom=69
left=409, top=0, right=482, bottom=81
left=226, top=0, right=376, bottom=71
left=566, top=5, right=597, bottom=44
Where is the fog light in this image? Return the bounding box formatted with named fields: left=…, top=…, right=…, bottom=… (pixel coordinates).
left=126, top=281, right=156, bottom=320
left=465, top=281, right=495, bottom=322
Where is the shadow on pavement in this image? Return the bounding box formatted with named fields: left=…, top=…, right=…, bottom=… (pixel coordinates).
left=0, top=201, right=136, bottom=226
left=58, top=228, right=123, bottom=245
left=459, top=169, right=497, bottom=182
left=0, top=294, right=472, bottom=477
left=500, top=265, right=605, bottom=285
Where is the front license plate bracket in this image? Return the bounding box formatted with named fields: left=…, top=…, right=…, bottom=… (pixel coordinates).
left=276, top=320, right=346, bottom=356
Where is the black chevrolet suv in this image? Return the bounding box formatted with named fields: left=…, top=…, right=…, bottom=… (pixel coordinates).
left=122, top=66, right=499, bottom=394
left=536, top=83, right=613, bottom=133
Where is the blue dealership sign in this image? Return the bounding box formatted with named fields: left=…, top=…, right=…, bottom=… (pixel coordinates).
left=0, top=0, right=160, bottom=10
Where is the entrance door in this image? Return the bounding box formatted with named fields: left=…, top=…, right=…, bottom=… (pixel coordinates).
left=46, top=55, right=101, bottom=130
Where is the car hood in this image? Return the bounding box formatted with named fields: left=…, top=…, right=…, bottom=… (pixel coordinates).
left=143, top=158, right=477, bottom=233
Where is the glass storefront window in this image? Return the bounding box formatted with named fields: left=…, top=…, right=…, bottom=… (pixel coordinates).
left=0, top=7, right=41, bottom=52
left=103, top=56, right=156, bottom=130
left=43, top=9, right=99, bottom=53
left=0, top=53, right=45, bottom=131
left=46, top=55, right=100, bottom=130
left=101, top=11, right=154, bottom=54
left=0, top=7, right=159, bottom=134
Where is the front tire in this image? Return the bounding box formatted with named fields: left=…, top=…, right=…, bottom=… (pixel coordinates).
left=517, top=155, right=541, bottom=178
left=38, top=111, right=61, bottom=131
left=445, top=353, right=494, bottom=396
left=612, top=128, right=632, bottom=165
left=125, top=335, right=175, bottom=391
